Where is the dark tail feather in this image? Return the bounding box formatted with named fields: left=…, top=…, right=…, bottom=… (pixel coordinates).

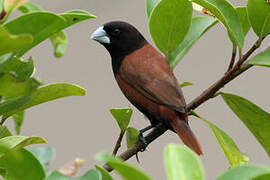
left=170, top=116, right=203, bottom=155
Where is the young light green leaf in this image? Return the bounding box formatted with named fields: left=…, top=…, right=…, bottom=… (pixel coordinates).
left=126, top=127, right=139, bottom=149
left=95, top=165, right=114, bottom=180
left=12, top=110, right=24, bottom=134
left=46, top=169, right=101, bottom=180
left=4, top=11, right=95, bottom=57
left=19, top=1, right=43, bottom=13
left=191, top=111, right=249, bottom=167
left=0, top=125, right=12, bottom=139
left=0, top=148, right=46, bottom=180
left=169, top=16, right=216, bottom=68
left=96, top=153, right=153, bottom=180
left=149, top=0, right=193, bottom=55
left=180, top=82, right=193, bottom=88
left=4, top=0, right=27, bottom=13
left=247, top=0, right=270, bottom=39
left=29, top=146, right=55, bottom=171
left=0, top=73, right=41, bottom=97
left=249, top=48, right=270, bottom=67
left=0, top=136, right=46, bottom=152
left=165, top=144, right=205, bottom=180
left=191, top=0, right=244, bottom=48
left=236, top=7, right=251, bottom=37
left=217, top=165, right=270, bottom=180
left=110, top=108, right=133, bottom=131
left=221, top=92, right=270, bottom=157
left=50, top=31, right=67, bottom=58
left=0, top=26, right=33, bottom=56
left=146, top=0, right=160, bottom=18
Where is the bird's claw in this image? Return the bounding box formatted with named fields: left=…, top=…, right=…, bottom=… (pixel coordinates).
left=139, top=131, right=148, bottom=152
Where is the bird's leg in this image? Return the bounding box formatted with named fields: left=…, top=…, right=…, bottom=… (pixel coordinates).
left=139, top=125, right=153, bottom=152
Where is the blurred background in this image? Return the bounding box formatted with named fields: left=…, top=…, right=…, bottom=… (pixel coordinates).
left=6, top=0, right=270, bottom=179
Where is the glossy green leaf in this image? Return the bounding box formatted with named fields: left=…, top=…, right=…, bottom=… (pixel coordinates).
left=50, top=31, right=67, bottom=58
left=149, top=0, right=193, bottom=55
left=0, top=95, right=31, bottom=117
left=146, top=0, right=160, bottom=18
left=169, top=16, right=216, bottom=68
left=247, top=0, right=270, bottom=39
left=217, top=165, right=270, bottom=180
left=29, top=146, right=55, bottom=170
left=126, top=127, right=139, bottom=149
left=253, top=174, right=270, bottom=180
left=191, top=111, right=249, bottom=167
left=0, top=136, right=46, bottom=152
left=0, top=125, right=12, bottom=139
left=165, top=144, right=204, bottom=180
left=96, top=153, right=153, bottom=180
left=236, top=7, right=251, bottom=36
left=46, top=169, right=101, bottom=180
left=191, top=0, right=244, bottom=48
left=0, top=73, right=41, bottom=97
left=0, top=26, right=33, bottom=56
left=12, top=111, right=24, bottom=134
left=4, top=11, right=95, bottom=57
left=0, top=148, right=46, bottom=180
left=19, top=2, right=43, bottom=13
left=110, top=108, right=133, bottom=131
left=221, top=92, right=270, bottom=157
left=180, top=82, right=193, bottom=88
left=249, top=49, right=270, bottom=67
left=95, top=165, right=114, bottom=180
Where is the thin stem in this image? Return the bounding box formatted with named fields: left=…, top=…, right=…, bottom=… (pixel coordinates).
left=112, top=130, right=125, bottom=156
left=227, top=45, right=237, bottom=72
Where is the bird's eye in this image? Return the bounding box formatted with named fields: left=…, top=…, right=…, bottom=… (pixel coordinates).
left=112, top=28, right=121, bottom=36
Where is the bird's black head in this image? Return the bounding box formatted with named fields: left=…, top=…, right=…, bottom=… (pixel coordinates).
left=91, top=21, right=147, bottom=59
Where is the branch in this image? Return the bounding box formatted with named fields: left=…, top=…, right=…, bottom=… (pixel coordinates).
left=112, top=130, right=125, bottom=156
left=103, top=38, right=262, bottom=172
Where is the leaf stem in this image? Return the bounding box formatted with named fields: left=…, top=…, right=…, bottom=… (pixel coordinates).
left=112, top=130, right=125, bottom=156
left=227, top=45, right=237, bottom=72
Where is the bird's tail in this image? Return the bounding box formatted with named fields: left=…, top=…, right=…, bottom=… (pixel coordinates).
left=170, top=114, right=203, bottom=155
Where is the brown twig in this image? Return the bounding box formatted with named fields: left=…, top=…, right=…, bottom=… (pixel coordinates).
left=103, top=38, right=262, bottom=172
left=112, top=130, right=125, bottom=156
left=227, top=45, right=237, bottom=72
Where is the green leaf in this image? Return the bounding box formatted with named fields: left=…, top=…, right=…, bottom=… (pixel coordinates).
left=126, top=127, right=139, bottom=149
left=247, top=0, right=270, bottom=39
left=253, top=174, right=270, bottom=180
left=0, top=95, right=31, bottom=117
left=249, top=49, right=270, bottom=67
left=0, top=73, right=41, bottom=97
left=149, top=0, right=193, bottom=55
left=4, top=0, right=27, bottom=13
left=169, top=16, right=216, bottom=68
left=4, top=11, right=95, bottom=57
left=95, top=165, right=114, bottom=180
left=236, top=7, right=251, bottom=37
left=221, top=92, right=270, bottom=157
left=0, top=125, right=12, bottom=139
left=146, top=0, right=160, bottom=18
left=164, top=144, right=204, bottom=180
left=0, top=136, right=46, bottom=153
left=217, top=165, right=270, bottom=180
left=191, top=0, right=244, bottom=48
left=180, top=82, right=193, bottom=88
left=46, top=169, right=101, bottom=180
left=110, top=108, right=133, bottom=131
left=191, top=111, right=249, bottom=167
left=96, top=153, right=153, bottom=180
left=0, top=26, right=33, bottom=56
left=19, top=2, right=43, bottom=13
left=50, top=31, right=67, bottom=58
left=12, top=110, right=24, bottom=134
left=29, top=146, right=55, bottom=171
left=0, top=148, right=46, bottom=180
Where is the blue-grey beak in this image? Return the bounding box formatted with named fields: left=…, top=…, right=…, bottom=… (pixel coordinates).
left=91, top=26, right=110, bottom=44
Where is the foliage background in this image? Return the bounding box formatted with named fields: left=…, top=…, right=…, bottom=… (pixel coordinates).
left=8, top=0, right=269, bottom=179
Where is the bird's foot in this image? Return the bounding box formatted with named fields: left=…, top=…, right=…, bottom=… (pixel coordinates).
left=139, top=131, right=148, bottom=152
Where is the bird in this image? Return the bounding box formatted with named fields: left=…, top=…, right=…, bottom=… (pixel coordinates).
left=91, top=21, right=202, bottom=155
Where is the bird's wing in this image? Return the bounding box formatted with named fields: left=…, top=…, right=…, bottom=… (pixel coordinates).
left=119, top=45, right=186, bottom=113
